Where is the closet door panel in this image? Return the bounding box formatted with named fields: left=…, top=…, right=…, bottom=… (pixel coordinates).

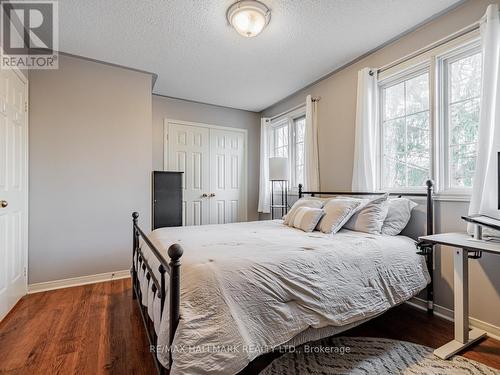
left=167, top=123, right=210, bottom=226
left=209, top=129, right=245, bottom=224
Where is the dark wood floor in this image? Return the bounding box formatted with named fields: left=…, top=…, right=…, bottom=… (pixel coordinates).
left=0, top=279, right=499, bottom=374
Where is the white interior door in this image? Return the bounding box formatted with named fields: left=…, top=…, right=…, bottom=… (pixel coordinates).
left=166, top=120, right=247, bottom=225
left=209, top=129, right=246, bottom=224
left=167, top=122, right=210, bottom=225
left=0, top=68, right=28, bottom=321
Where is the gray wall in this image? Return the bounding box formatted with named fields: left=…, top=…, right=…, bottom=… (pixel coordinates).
left=262, top=0, right=500, bottom=327
left=152, top=95, right=261, bottom=221
left=29, top=54, right=153, bottom=283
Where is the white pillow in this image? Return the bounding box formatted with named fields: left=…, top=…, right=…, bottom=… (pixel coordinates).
left=343, top=194, right=389, bottom=234
left=316, top=198, right=363, bottom=234
left=381, top=198, right=418, bottom=236
left=292, top=207, right=325, bottom=232
left=283, top=197, right=324, bottom=226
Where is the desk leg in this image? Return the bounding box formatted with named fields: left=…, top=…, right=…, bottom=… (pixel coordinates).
left=434, top=247, right=487, bottom=360
left=455, top=248, right=468, bottom=343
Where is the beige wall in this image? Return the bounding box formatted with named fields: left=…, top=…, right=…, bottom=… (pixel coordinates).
left=29, top=54, right=153, bottom=283
left=262, top=0, right=500, bottom=328
left=152, top=95, right=261, bottom=221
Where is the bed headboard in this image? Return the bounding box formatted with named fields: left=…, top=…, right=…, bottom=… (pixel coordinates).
left=298, top=179, right=434, bottom=237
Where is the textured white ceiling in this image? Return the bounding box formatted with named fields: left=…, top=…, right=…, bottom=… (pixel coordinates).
left=58, top=0, right=462, bottom=111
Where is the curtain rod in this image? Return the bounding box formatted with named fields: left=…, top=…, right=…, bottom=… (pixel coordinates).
left=269, top=97, right=321, bottom=121
left=369, top=20, right=482, bottom=76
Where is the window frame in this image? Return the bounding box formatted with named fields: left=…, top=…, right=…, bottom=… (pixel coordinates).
left=376, top=35, right=481, bottom=199
left=270, top=119, right=289, bottom=159
left=269, top=108, right=306, bottom=192
left=437, top=41, right=482, bottom=196
left=378, top=62, right=432, bottom=194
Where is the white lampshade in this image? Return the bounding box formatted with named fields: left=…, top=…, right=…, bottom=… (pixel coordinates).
left=269, top=157, right=289, bottom=181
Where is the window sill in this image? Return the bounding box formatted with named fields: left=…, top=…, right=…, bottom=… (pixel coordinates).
left=433, top=194, right=471, bottom=202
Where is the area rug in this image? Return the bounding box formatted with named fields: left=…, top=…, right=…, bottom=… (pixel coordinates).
left=261, top=336, right=499, bottom=374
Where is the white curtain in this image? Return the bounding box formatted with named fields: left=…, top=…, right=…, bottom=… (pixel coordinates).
left=351, top=68, right=378, bottom=191
left=469, top=4, right=500, bottom=224
left=304, top=95, right=320, bottom=191
left=258, top=118, right=271, bottom=213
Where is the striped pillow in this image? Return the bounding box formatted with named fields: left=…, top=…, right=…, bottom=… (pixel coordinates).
left=283, top=197, right=324, bottom=225
left=292, top=207, right=325, bottom=232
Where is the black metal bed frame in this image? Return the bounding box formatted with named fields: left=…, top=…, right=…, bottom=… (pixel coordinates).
left=131, top=212, right=182, bottom=375
left=131, top=179, right=435, bottom=374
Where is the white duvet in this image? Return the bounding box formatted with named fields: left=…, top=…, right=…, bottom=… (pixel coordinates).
left=138, top=220, right=430, bottom=375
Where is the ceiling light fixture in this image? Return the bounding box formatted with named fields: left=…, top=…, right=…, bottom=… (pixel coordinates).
left=226, top=0, right=271, bottom=38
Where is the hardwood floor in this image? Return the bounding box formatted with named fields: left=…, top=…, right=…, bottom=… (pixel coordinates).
left=0, top=279, right=156, bottom=375
left=0, top=278, right=498, bottom=374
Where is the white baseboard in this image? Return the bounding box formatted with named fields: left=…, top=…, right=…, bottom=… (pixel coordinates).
left=406, top=297, right=500, bottom=341
left=28, top=269, right=130, bottom=294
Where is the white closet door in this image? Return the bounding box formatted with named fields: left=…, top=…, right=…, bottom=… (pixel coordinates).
left=167, top=123, right=210, bottom=226
left=0, top=68, right=28, bottom=321
left=166, top=120, right=247, bottom=225
left=209, top=129, right=246, bottom=224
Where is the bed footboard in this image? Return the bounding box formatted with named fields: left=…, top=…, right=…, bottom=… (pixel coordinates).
left=131, top=212, right=183, bottom=374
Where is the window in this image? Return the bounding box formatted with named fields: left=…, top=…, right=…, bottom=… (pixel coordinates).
left=381, top=69, right=431, bottom=189
left=378, top=39, right=482, bottom=196
left=271, top=122, right=288, bottom=157
left=269, top=112, right=306, bottom=189
left=442, top=49, right=482, bottom=190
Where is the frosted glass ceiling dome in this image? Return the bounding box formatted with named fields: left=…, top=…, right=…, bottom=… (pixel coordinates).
left=226, top=0, right=271, bottom=38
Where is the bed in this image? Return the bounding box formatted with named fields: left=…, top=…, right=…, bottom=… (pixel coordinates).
left=131, top=181, right=435, bottom=375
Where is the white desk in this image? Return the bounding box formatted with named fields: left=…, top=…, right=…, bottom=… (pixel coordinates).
left=419, top=232, right=500, bottom=360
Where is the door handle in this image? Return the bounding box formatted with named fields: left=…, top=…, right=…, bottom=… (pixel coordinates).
left=0, top=200, right=7, bottom=208
left=209, top=193, right=216, bottom=197
left=201, top=193, right=209, bottom=198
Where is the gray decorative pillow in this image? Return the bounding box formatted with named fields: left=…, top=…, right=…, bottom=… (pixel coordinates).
left=343, top=194, right=390, bottom=234
left=283, top=197, right=324, bottom=226
left=292, top=207, right=325, bottom=232
left=316, top=198, right=363, bottom=234
left=381, top=198, right=418, bottom=236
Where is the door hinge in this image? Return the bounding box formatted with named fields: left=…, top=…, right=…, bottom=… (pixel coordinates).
left=24, top=101, right=27, bottom=112
left=23, top=266, right=27, bottom=277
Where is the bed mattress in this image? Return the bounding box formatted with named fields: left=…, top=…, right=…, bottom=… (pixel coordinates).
left=137, top=219, right=430, bottom=374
